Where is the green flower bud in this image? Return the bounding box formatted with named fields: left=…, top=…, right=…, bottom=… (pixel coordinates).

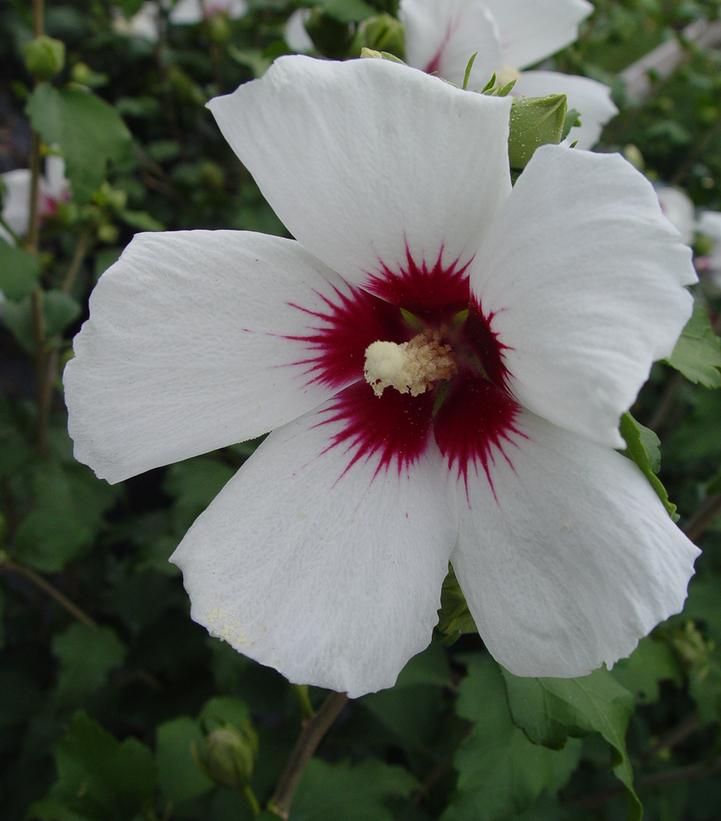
left=194, top=722, right=258, bottom=790
left=207, top=13, right=231, bottom=44
left=23, top=36, right=65, bottom=81
left=358, top=14, right=405, bottom=59
left=97, top=223, right=119, bottom=244
left=508, top=94, right=568, bottom=170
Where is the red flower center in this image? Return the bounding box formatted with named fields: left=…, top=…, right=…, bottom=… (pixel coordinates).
left=289, top=247, right=524, bottom=492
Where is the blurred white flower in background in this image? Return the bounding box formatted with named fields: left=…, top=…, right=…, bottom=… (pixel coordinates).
left=400, top=0, right=617, bottom=148
left=113, top=0, right=247, bottom=41
left=1, top=155, right=69, bottom=243
left=284, top=8, right=313, bottom=53
left=656, top=185, right=695, bottom=246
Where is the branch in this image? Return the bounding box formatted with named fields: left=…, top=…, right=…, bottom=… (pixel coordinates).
left=0, top=555, right=97, bottom=628
left=267, top=691, right=348, bottom=819
left=567, top=756, right=721, bottom=810
left=684, top=493, right=721, bottom=542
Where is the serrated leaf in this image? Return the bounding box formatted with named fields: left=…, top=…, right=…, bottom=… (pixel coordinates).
left=33, top=711, right=155, bottom=820
left=52, top=623, right=126, bottom=707
left=612, top=636, right=682, bottom=704
left=620, top=412, right=677, bottom=519
left=26, top=83, right=131, bottom=203
left=293, top=759, right=418, bottom=821
left=501, top=667, right=641, bottom=821
left=15, top=463, right=120, bottom=572
left=667, top=301, right=721, bottom=388
left=0, top=239, right=40, bottom=300
left=156, top=717, right=212, bottom=804
left=443, top=657, right=581, bottom=821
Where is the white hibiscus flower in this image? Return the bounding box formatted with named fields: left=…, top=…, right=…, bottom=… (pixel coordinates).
left=400, top=0, right=618, bottom=149
left=1, top=155, right=69, bottom=243
left=64, top=57, right=698, bottom=698
left=284, top=8, right=313, bottom=53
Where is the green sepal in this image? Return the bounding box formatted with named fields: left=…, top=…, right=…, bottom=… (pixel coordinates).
left=508, top=94, right=568, bottom=170
left=620, top=412, right=678, bottom=520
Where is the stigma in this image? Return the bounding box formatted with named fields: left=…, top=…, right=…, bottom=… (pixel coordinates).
left=364, top=330, right=457, bottom=398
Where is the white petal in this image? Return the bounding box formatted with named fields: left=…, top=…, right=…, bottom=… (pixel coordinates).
left=171, top=400, right=457, bottom=697
left=284, top=8, right=313, bottom=53
left=472, top=144, right=696, bottom=448
left=451, top=410, right=700, bottom=678
left=1, top=169, right=32, bottom=237
left=170, top=0, right=247, bottom=24
left=481, top=0, right=592, bottom=69
left=208, top=56, right=512, bottom=293
left=512, top=70, right=617, bottom=149
left=65, top=230, right=354, bottom=484
left=43, top=155, right=69, bottom=201
left=400, top=0, right=501, bottom=90
left=657, top=186, right=696, bottom=246
left=113, top=2, right=160, bottom=40
left=698, top=210, right=721, bottom=242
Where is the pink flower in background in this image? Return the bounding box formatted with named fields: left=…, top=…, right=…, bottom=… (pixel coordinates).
left=65, top=57, right=698, bottom=697
left=401, top=0, right=617, bottom=148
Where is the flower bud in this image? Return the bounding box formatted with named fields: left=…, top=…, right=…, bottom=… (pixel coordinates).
left=194, top=722, right=258, bottom=790
left=23, top=36, right=65, bottom=81
left=508, top=94, right=568, bottom=170
left=206, top=13, right=231, bottom=44
left=357, top=14, right=405, bottom=59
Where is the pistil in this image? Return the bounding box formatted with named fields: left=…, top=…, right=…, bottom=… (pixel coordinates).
left=364, top=330, right=457, bottom=398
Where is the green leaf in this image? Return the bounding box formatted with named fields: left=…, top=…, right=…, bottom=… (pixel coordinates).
left=199, top=696, right=251, bottom=731
left=52, top=624, right=126, bottom=708
left=26, top=83, right=132, bottom=203
left=509, top=94, right=568, bottom=170
left=3, top=289, right=80, bottom=354
left=0, top=240, right=40, bottom=300
left=667, top=301, right=721, bottom=388
left=316, top=0, right=375, bottom=23
left=444, top=657, right=580, bottom=821
left=293, top=759, right=417, bottom=821
left=620, top=412, right=677, bottom=519
left=501, top=667, right=641, bottom=821
left=612, top=636, right=682, bottom=704
left=33, top=711, right=155, bottom=821
left=156, top=717, right=212, bottom=804
left=15, top=463, right=120, bottom=572
left=164, top=457, right=235, bottom=532
left=437, top=565, right=477, bottom=643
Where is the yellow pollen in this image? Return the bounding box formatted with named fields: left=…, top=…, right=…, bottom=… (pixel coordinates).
left=364, top=330, right=457, bottom=398
left=496, top=64, right=521, bottom=88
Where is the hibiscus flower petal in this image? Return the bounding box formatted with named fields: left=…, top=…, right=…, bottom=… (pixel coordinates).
left=472, top=144, right=696, bottom=449
left=170, top=393, right=457, bottom=697
left=481, top=0, right=592, bottom=69
left=400, top=0, right=501, bottom=90
left=65, top=230, right=363, bottom=484
left=512, top=70, right=618, bottom=149
left=208, top=55, right=512, bottom=294
left=451, top=410, right=699, bottom=678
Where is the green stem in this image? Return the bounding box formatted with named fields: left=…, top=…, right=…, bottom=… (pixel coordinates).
left=268, top=691, right=348, bottom=819
left=0, top=554, right=97, bottom=628
left=242, top=784, right=261, bottom=816
left=294, top=684, right=315, bottom=721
